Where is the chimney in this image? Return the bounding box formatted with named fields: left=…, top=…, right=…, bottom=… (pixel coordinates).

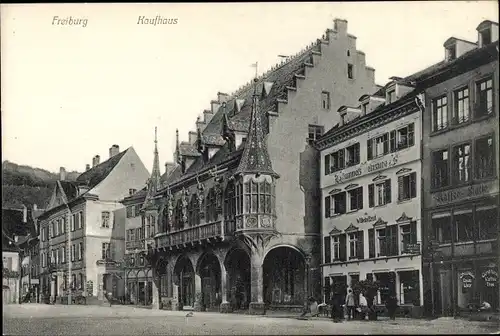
left=85, top=164, right=90, bottom=171
left=109, top=144, right=120, bottom=158
left=59, top=167, right=66, bottom=181
left=165, top=162, right=176, bottom=177
left=333, top=18, right=348, bottom=35
left=217, top=92, right=229, bottom=104
left=93, top=155, right=101, bottom=167
left=188, top=131, right=198, bottom=145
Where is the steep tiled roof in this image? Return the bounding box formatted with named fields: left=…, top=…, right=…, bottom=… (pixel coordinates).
left=2, top=208, right=30, bottom=252
left=59, top=180, right=79, bottom=201
left=179, top=142, right=201, bottom=157
left=76, top=148, right=129, bottom=189
left=121, top=186, right=147, bottom=203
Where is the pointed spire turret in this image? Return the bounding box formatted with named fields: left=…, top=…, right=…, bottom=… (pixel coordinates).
left=143, top=127, right=162, bottom=209
left=221, top=102, right=235, bottom=152
left=174, top=128, right=181, bottom=164
left=235, top=75, right=279, bottom=178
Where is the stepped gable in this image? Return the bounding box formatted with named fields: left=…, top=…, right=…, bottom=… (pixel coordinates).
left=76, top=148, right=129, bottom=189
left=169, top=38, right=321, bottom=186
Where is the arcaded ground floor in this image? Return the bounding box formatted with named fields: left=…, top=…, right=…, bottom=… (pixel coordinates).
left=4, top=304, right=499, bottom=335
left=150, top=241, right=321, bottom=314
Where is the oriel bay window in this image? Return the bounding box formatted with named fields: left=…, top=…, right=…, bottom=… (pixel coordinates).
left=398, top=172, right=417, bottom=202
left=432, top=149, right=449, bottom=189
left=243, top=179, right=274, bottom=214
left=224, top=182, right=236, bottom=219
left=368, top=179, right=391, bottom=207
left=452, top=143, right=471, bottom=184
left=475, top=135, right=496, bottom=179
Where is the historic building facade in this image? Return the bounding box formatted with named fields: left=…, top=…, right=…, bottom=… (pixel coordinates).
left=120, top=128, right=163, bottom=306
left=316, top=79, right=425, bottom=309
left=420, top=21, right=499, bottom=316
left=38, top=146, right=150, bottom=304
left=146, top=19, right=379, bottom=314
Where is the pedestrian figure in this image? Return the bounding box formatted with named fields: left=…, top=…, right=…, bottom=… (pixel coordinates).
left=359, top=293, right=368, bottom=321
left=345, top=289, right=356, bottom=321
left=330, top=292, right=342, bottom=323
left=106, top=291, right=113, bottom=307
left=385, top=294, right=398, bottom=320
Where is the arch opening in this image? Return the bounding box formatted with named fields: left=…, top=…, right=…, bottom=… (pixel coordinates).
left=225, top=248, right=251, bottom=311
left=197, top=253, right=222, bottom=311
left=173, top=255, right=195, bottom=308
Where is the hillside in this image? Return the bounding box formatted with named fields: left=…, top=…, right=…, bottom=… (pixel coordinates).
left=1, top=161, right=81, bottom=208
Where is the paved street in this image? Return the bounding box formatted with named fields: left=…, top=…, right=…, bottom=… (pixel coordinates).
left=3, top=304, right=499, bottom=335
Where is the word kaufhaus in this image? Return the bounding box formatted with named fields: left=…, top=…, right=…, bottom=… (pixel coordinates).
left=137, top=16, right=178, bottom=26
left=52, top=16, right=88, bottom=28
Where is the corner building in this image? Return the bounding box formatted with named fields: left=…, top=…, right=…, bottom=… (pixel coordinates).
left=316, top=79, right=425, bottom=311
left=149, top=19, right=379, bottom=314
left=420, top=20, right=499, bottom=316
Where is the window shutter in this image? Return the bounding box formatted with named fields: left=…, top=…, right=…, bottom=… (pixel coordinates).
left=324, top=196, right=331, bottom=218
left=410, top=221, right=417, bottom=244
left=367, top=139, right=373, bottom=160
left=339, top=149, right=345, bottom=169
left=324, top=236, right=331, bottom=263
left=385, top=179, right=392, bottom=204
left=390, top=130, right=396, bottom=152
left=383, top=134, right=389, bottom=154
left=357, top=231, right=364, bottom=259
left=390, top=225, right=399, bottom=256
left=398, top=176, right=404, bottom=201
left=368, top=229, right=375, bottom=258
left=358, top=188, right=364, bottom=209
left=410, top=172, right=417, bottom=198
left=368, top=184, right=374, bottom=208
left=339, top=234, right=347, bottom=261
left=325, top=155, right=330, bottom=175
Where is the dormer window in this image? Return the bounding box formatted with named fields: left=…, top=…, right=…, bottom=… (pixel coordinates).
left=361, top=102, right=369, bottom=115
left=387, top=90, right=396, bottom=104
left=446, top=45, right=456, bottom=61
left=480, top=28, right=492, bottom=46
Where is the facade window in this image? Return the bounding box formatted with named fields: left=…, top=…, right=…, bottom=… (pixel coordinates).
left=361, top=102, right=369, bottom=115
left=236, top=183, right=243, bottom=215
left=446, top=45, right=456, bottom=61
left=475, top=135, right=496, bottom=179
left=452, top=143, right=471, bottom=184
left=476, top=77, right=493, bottom=118
left=54, top=220, right=59, bottom=237
left=71, top=274, right=77, bottom=289
left=347, top=187, right=363, bottom=211
left=321, top=91, right=331, bottom=110
left=432, top=212, right=452, bottom=243
left=61, top=246, right=66, bottom=263
left=206, top=188, right=217, bottom=222
left=480, top=29, right=492, bottom=45
left=126, top=206, right=133, bottom=218
left=134, top=204, right=142, bottom=217
left=398, top=172, right=417, bottom=202
left=367, top=133, right=389, bottom=160
left=395, top=123, right=415, bottom=150
left=432, top=95, right=448, bottom=132
left=79, top=274, right=84, bottom=290
left=71, top=214, right=76, bottom=231
left=78, top=242, right=83, bottom=260
left=347, top=63, right=354, bottom=79
left=188, top=195, right=200, bottom=227
left=308, top=125, right=324, bottom=145
left=432, top=149, right=449, bottom=188
left=63, top=274, right=67, bottom=290
left=348, top=231, right=363, bottom=259
left=332, top=236, right=340, bottom=261
left=376, top=228, right=387, bottom=257
left=453, top=87, right=470, bottom=124
left=244, top=180, right=273, bottom=214
left=477, top=205, right=498, bottom=240
left=345, top=143, right=360, bottom=167
left=368, top=179, right=391, bottom=207
left=129, top=189, right=136, bottom=196
left=400, top=222, right=417, bottom=253
left=71, top=245, right=75, bottom=262
left=102, top=243, right=111, bottom=260
left=325, top=192, right=346, bottom=217
left=101, top=211, right=110, bottom=228
left=455, top=208, right=474, bottom=243
left=174, top=200, right=183, bottom=230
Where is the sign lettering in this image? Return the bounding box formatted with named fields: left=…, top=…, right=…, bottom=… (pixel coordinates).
left=356, top=214, right=377, bottom=224
left=331, top=154, right=399, bottom=185
left=403, top=243, right=421, bottom=254
left=459, top=271, right=475, bottom=289
left=433, top=183, right=491, bottom=206
left=482, top=269, right=498, bottom=288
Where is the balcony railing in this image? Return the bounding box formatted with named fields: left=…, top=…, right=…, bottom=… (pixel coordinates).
left=126, top=240, right=145, bottom=251
left=156, top=221, right=223, bottom=249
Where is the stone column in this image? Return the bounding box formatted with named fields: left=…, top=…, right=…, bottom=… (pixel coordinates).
left=97, top=274, right=104, bottom=301
left=194, top=273, right=203, bottom=311
left=152, top=274, right=160, bottom=310
left=50, top=276, right=55, bottom=303
left=395, top=272, right=401, bottom=304
left=219, top=262, right=231, bottom=313
left=418, top=270, right=424, bottom=307
left=249, top=253, right=265, bottom=315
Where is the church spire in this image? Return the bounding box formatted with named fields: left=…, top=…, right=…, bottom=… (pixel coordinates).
left=144, top=127, right=161, bottom=209
left=235, top=74, right=279, bottom=178
left=174, top=128, right=181, bottom=164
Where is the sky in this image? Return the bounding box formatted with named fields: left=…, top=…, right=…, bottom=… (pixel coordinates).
left=1, top=2, right=498, bottom=174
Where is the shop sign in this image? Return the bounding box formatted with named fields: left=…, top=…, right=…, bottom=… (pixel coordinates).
left=356, top=214, right=377, bottom=224
left=482, top=269, right=498, bottom=288
left=331, top=154, right=399, bottom=185
left=403, top=243, right=421, bottom=254
left=432, top=183, right=492, bottom=206
left=459, top=271, right=475, bottom=289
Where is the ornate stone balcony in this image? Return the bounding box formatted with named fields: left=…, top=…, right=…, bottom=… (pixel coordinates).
left=156, top=220, right=226, bottom=250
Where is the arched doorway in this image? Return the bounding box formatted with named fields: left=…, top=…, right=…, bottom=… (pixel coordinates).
left=174, top=256, right=195, bottom=309
left=263, top=246, right=306, bottom=306
left=197, top=253, right=221, bottom=311
left=225, top=249, right=251, bottom=311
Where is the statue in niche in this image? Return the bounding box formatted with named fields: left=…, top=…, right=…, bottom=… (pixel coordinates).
left=181, top=188, right=189, bottom=224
